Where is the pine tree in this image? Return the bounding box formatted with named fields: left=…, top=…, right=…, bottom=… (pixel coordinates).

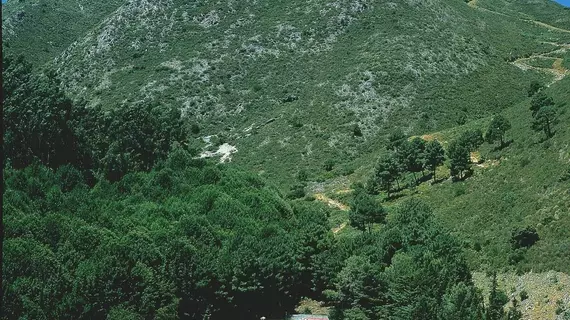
left=458, top=129, right=484, bottom=152
left=424, top=140, right=445, bottom=182
left=349, top=187, right=386, bottom=232
left=530, top=91, right=554, bottom=117
left=485, top=115, right=511, bottom=148
left=506, top=299, right=522, bottom=320
left=527, top=80, right=543, bottom=97
left=448, top=140, right=471, bottom=180
left=374, top=153, right=401, bottom=197
left=532, top=105, right=557, bottom=139
left=397, top=138, right=426, bottom=185
left=486, top=273, right=508, bottom=320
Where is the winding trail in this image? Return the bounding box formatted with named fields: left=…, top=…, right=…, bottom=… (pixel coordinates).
left=524, top=19, right=570, bottom=34
left=511, top=43, right=570, bottom=85
left=467, top=0, right=508, bottom=17
left=465, top=2, right=570, bottom=84
left=314, top=193, right=349, bottom=235
left=314, top=193, right=349, bottom=211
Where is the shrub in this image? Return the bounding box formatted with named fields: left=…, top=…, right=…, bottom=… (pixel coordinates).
left=518, top=156, right=531, bottom=168
left=519, top=290, right=528, bottom=301
left=511, top=227, right=539, bottom=249
left=287, top=183, right=306, bottom=199
left=559, top=167, right=570, bottom=182
left=324, top=159, right=335, bottom=171
left=454, top=185, right=466, bottom=197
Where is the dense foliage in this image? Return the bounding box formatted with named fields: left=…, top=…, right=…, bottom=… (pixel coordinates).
left=2, top=55, right=190, bottom=181
left=327, top=199, right=486, bottom=320
left=3, top=151, right=501, bottom=319
left=2, top=150, right=335, bottom=319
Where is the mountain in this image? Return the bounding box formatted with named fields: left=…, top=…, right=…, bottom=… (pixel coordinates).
left=3, top=0, right=569, bottom=185
left=2, top=0, right=570, bottom=318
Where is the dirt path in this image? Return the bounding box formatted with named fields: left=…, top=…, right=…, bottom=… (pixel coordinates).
left=314, top=193, right=349, bottom=211
left=314, top=193, right=350, bottom=234
left=467, top=0, right=508, bottom=17
left=511, top=43, right=570, bottom=85
left=524, top=19, right=570, bottom=34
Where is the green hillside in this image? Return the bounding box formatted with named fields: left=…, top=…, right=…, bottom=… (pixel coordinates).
left=3, top=0, right=570, bottom=186
left=2, top=0, right=570, bottom=319
left=354, top=75, right=570, bottom=273
left=2, top=0, right=125, bottom=66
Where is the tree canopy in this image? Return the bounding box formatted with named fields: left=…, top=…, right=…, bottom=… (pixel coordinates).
left=485, top=115, right=511, bottom=148
left=424, top=140, right=446, bottom=182
left=448, top=140, right=471, bottom=180
left=349, top=186, right=386, bottom=232
left=2, top=153, right=335, bottom=319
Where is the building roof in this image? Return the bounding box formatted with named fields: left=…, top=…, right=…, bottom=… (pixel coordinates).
left=289, top=315, right=329, bottom=320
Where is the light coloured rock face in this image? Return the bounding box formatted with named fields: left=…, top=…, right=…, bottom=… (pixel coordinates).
left=200, top=143, right=238, bottom=163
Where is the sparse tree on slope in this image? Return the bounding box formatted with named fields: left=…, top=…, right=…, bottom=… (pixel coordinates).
left=458, top=129, right=484, bottom=152
left=424, top=140, right=446, bottom=182
left=349, top=186, right=386, bottom=232
left=397, top=138, right=426, bottom=185
left=486, top=273, right=508, bottom=320
left=485, top=115, right=511, bottom=149
left=448, top=140, right=471, bottom=180
left=506, top=299, right=522, bottom=320
left=374, top=153, right=402, bottom=197
left=527, top=80, right=543, bottom=97
left=530, top=91, right=554, bottom=117
left=532, top=105, right=557, bottom=139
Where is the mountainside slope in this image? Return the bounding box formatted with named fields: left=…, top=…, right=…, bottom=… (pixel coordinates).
left=317, top=74, right=570, bottom=273
left=3, top=0, right=569, bottom=186
left=2, top=0, right=124, bottom=66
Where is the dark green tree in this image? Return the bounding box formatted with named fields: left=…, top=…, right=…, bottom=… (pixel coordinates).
left=331, top=255, right=385, bottom=318
left=511, top=227, right=539, bottom=249
left=424, top=140, right=446, bottom=182
left=342, top=307, right=371, bottom=320
left=374, top=153, right=402, bottom=197
left=486, top=273, right=508, bottom=320
left=2, top=56, right=88, bottom=169
left=352, top=123, right=363, bottom=137
left=532, top=105, right=557, bottom=139
left=485, top=115, right=511, bottom=148
left=324, top=159, right=335, bottom=171
left=384, top=199, right=478, bottom=319
left=3, top=157, right=335, bottom=320
left=349, top=187, right=386, bottom=232
left=327, top=199, right=484, bottom=320
left=102, top=102, right=188, bottom=181
left=458, top=129, right=484, bottom=152
left=440, top=283, right=485, bottom=320
left=530, top=91, right=554, bottom=117
left=397, top=138, right=426, bottom=185
left=448, top=140, right=471, bottom=180
left=387, top=129, right=406, bottom=152
left=527, top=81, right=543, bottom=97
